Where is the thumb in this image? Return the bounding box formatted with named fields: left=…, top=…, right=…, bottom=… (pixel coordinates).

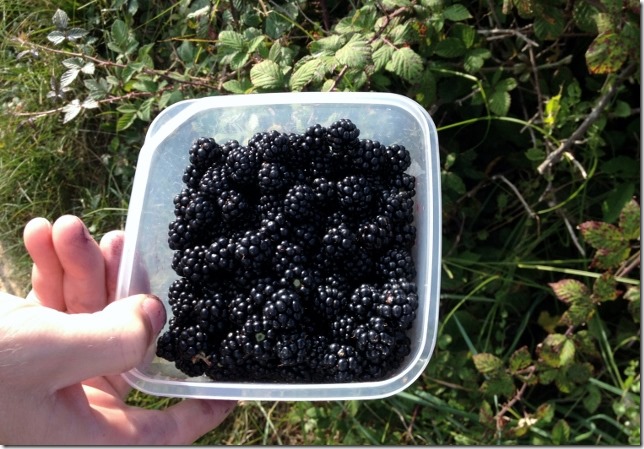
left=46, top=294, right=166, bottom=390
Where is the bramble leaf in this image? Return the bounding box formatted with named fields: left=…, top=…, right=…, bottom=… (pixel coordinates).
left=52, top=9, right=69, bottom=30
left=434, top=37, right=466, bottom=58
left=592, top=273, right=618, bottom=302
left=551, top=419, right=571, bottom=444
left=335, top=35, right=372, bottom=69
left=549, top=279, right=590, bottom=305
left=250, top=60, right=285, bottom=89
left=509, top=346, right=532, bottom=374
left=289, top=58, right=323, bottom=91
left=62, top=99, right=81, bottom=123
left=47, top=30, right=66, bottom=45
left=472, top=353, right=504, bottom=374
left=619, top=198, right=640, bottom=241
left=443, top=4, right=472, bottom=21
left=60, top=68, right=80, bottom=87
left=386, top=47, right=423, bottom=83
left=586, top=32, right=628, bottom=74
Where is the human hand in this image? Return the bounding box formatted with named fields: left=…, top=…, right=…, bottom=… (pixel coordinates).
left=0, top=215, right=235, bottom=445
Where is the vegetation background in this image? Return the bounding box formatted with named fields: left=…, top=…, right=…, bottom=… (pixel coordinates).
left=0, top=0, right=640, bottom=444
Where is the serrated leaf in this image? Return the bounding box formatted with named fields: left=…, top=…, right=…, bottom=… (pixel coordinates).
left=116, top=111, right=136, bottom=131
left=583, top=385, right=602, bottom=413
left=388, top=23, right=414, bottom=46
left=559, top=339, right=575, bottom=366
left=60, top=68, right=80, bottom=88
left=538, top=333, right=567, bottom=368
left=619, top=199, right=640, bottom=240
left=250, top=60, right=285, bottom=89
left=488, top=89, right=511, bottom=116
left=549, top=279, right=590, bottom=305
left=81, top=98, right=99, bottom=109
left=434, top=37, right=466, bottom=58
left=592, top=272, right=618, bottom=302
left=218, top=30, right=245, bottom=53
left=472, top=353, right=504, bottom=374
left=509, top=346, right=532, bottom=374
left=111, top=19, right=129, bottom=49
left=578, top=221, right=626, bottom=251
left=464, top=48, right=490, bottom=73
left=62, top=100, right=81, bottom=123
left=559, top=300, right=595, bottom=327
left=372, top=45, right=395, bottom=72
left=66, top=28, right=88, bottom=41
left=47, top=30, right=67, bottom=45
left=443, top=4, right=472, bottom=21
left=81, top=62, right=95, bottom=75
left=52, top=9, right=69, bottom=30
left=386, top=47, right=423, bottom=83
left=551, top=419, right=571, bottom=445
left=335, top=35, right=372, bottom=69
left=62, top=57, right=85, bottom=70
left=480, top=372, right=515, bottom=397
left=222, top=79, right=252, bottom=94
left=265, top=9, right=295, bottom=40
left=534, top=7, right=565, bottom=41
left=310, top=35, right=344, bottom=53
left=289, top=58, right=323, bottom=91
left=586, top=32, right=628, bottom=74
left=84, top=78, right=109, bottom=100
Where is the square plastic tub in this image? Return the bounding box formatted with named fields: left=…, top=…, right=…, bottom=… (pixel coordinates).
left=116, top=92, right=441, bottom=400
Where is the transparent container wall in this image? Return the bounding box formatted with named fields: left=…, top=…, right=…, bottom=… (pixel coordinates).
left=117, top=93, right=441, bottom=400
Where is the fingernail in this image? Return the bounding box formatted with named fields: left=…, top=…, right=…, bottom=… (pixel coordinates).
left=141, top=294, right=166, bottom=339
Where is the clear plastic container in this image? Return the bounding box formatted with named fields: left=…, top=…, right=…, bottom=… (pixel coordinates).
left=116, top=92, right=441, bottom=400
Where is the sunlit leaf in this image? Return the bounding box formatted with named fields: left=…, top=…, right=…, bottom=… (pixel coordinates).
left=52, top=9, right=69, bottom=30
left=250, top=60, right=285, bottom=89
left=335, top=35, right=372, bottom=69
left=62, top=99, right=81, bottom=123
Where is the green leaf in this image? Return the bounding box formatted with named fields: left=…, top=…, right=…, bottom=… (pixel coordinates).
left=509, top=346, right=532, bottom=374
left=111, top=19, right=129, bottom=50
left=66, top=28, right=88, bottom=42
left=443, top=4, right=472, bottom=21
left=472, top=353, right=504, bottom=375
left=222, top=78, right=253, bottom=94
left=250, top=60, right=285, bottom=90
left=60, top=68, right=80, bottom=88
left=62, top=99, right=81, bottom=123
left=481, top=372, right=515, bottom=397
left=551, top=419, right=571, bottom=445
left=131, top=79, right=158, bottom=93
left=265, top=8, right=296, bottom=39
left=538, top=333, right=567, bottom=368
left=534, top=6, right=565, bottom=40
left=592, top=273, right=618, bottom=302
left=372, top=44, right=395, bottom=72
left=84, top=78, right=110, bottom=100
left=488, top=89, right=511, bottom=116
left=583, top=385, right=602, bottom=413
left=434, top=37, right=466, bottom=58
left=559, top=339, right=576, bottom=367
left=310, top=35, right=344, bottom=53
left=442, top=171, right=466, bottom=195
left=619, top=198, right=640, bottom=241
left=463, top=48, right=490, bottom=73
left=335, top=35, right=372, bottom=69
left=578, top=221, right=626, bottom=250
left=289, top=58, right=323, bottom=91
left=549, top=279, right=590, bottom=305
left=62, top=57, right=84, bottom=70
left=386, top=47, right=423, bottom=83
left=218, top=30, right=245, bottom=53
left=52, top=9, right=69, bottom=30
left=47, top=30, right=66, bottom=45
left=116, top=111, right=136, bottom=131
left=586, top=32, right=628, bottom=74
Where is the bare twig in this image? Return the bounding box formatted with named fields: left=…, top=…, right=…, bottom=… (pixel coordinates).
left=537, top=62, right=637, bottom=174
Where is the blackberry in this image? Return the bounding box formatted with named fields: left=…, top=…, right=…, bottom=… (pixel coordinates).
left=250, top=130, right=290, bottom=163
left=258, top=161, right=293, bottom=194
left=226, top=144, right=259, bottom=186
left=263, top=288, right=304, bottom=330
left=160, top=117, right=421, bottom=384
left=336, top=175, right=374, bottom=215
left=177, top=323, right=210, bottom=361
left=383, top=143, right=411, bottom=174
left=234, top=228, right=273, bottom=269
left=377, top=279, right=419, bottom=329
left=217, top=189, right=250, bottom=222
left=172, top=244, right=211, bottom=283
left=314, top=281, right=347, bottom=319
left=189, top=137, right=223, bottom=169
left=321, top=343, right=362, bottom=382
left=206, top=236, right=236, bottom=272
left=350, top=139, right=385, bottom=173
left=275, top=330, right=312, bottom=366
left=357, top=215, right=392, bottom=250
left=284, top=183, right=316, bottom=222
left=326, top=118, right=360, bottom=151
left=199, top=165, right=230, bottom=197
left=349, top=283, right=381, bottom=319
left=377, top=248, right=416, bottom=281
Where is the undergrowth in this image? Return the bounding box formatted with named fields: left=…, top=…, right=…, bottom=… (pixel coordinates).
left=1, top=0, right=640, bottom=445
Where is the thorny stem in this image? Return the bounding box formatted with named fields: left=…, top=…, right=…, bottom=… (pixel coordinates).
left=494, top=366, right=536, bottom=432
left=537, top=62, right=638, bottom=174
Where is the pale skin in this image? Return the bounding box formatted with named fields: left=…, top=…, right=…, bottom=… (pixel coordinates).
left=0, top=215, right=235, bottom=445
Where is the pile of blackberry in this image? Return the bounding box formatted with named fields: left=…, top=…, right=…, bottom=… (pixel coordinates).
left=156, top=118, right=419, bottom=383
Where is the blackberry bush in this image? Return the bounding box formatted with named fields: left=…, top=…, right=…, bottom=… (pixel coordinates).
left=157, top=120, right=420, bottom=383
